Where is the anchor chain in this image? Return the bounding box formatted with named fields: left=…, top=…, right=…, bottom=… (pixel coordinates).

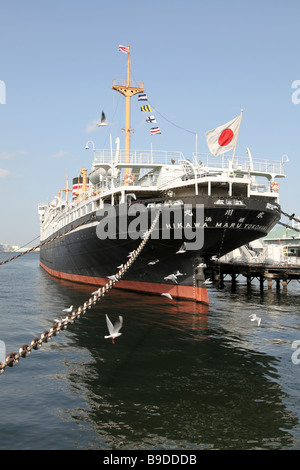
left=279, top=209, right=299, bottom=222
left=0, top=211, right=160, bottom=375
left=278, top=209, right=300, bottom=232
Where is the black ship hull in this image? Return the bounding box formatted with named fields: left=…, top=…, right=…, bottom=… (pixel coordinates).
left=40, top=195, right=281, bottom=304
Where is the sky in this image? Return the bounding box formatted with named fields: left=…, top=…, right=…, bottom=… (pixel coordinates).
left=0, top=0, right=300, bottom=246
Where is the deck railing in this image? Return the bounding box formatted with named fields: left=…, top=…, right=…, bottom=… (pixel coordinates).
left=91, top=148, right=285, bottom=176
left=92, top=149, right=184, bottom=166
left=192, top=153, right=285, bottom=175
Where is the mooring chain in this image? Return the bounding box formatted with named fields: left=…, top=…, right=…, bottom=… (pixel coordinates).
left=278, top=221, right=300, bottom=232
left=0, top=215, right=96, bottom=266
left=0, top=211, right=161, bottom=375
left=280, top=209, right=299, bottom=222
left=277, top=209, right=300, bottom=233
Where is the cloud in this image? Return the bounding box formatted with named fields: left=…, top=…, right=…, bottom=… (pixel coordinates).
left=0, top=168, right=11, bottom=178
left=86, top=119, right=99, bottom=133
left=52, top=150, right=69, bottom=159
left=0, top=150, right=26, bottom=160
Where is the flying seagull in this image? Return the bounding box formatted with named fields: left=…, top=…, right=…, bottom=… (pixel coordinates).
left=175, top=270, right=184, bottom=276
left=148, top=259, right=159, bottom=266
left=249, top=313, right=261, bottom=326
left=98, top=110, right=108, bottom=127
left=91, top=288, right=101, bottom=295
left=104, top=314, right=123, bottom=344
left=164, top=274, right=178, bottom=284
left=176, top=242, right=186, bottom=254
left=161, top=293, right=173, bottom=300
left=62, top=305, right=73, bottom=313
left=107, top=274, right=118, bottom=282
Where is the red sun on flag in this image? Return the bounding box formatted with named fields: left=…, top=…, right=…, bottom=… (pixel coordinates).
left=218, top=128, right=234, bottom=147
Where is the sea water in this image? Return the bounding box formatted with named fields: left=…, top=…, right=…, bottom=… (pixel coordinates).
left=0, top=252, right=300, bottom=450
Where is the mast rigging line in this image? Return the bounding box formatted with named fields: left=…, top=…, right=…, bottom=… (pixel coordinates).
left=148, top=99, right=197, bottom=136
left=130, top=69, right=197, bottom=136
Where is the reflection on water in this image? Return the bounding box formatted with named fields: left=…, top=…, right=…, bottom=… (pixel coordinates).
left=48, top=285, right=298, bottom=449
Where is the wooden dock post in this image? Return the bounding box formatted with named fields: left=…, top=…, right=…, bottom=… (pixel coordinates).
left=259, top=276, right=264, bottom=292
left=210, top=260, right=300, bottom=294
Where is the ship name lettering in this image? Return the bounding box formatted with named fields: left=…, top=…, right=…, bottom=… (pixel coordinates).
left=225, top=209, right=234, bottom=216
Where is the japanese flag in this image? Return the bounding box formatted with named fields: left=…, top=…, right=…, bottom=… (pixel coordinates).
left=206, top=114, right=242, bottom=156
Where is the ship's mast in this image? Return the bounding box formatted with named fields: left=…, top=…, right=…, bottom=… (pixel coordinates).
left=61, top=172, right=72, bottom=202
left=112, top=46, right=144, bottom=179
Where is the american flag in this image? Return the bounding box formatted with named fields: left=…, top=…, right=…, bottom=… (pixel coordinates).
left=118, top=45, right=129, bottom=53
left=150, top=127, right=162, bottom=135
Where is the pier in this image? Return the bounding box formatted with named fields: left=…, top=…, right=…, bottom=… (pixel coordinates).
left=207, top=260, right=300, bottom=292
left=205, top=244, right=300, bottom=292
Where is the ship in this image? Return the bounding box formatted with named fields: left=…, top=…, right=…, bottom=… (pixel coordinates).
left=38, top=46, right=286, bottom=305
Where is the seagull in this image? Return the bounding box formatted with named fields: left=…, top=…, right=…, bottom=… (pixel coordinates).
left=176, top=243, right=186, bottom=254
left=161, top=293, right=173, bottom=300
left=98, top=110, right=108, bottom=126
left=204, top=278, right=213, bottom=285
left=107, top=275, right=118, bottom=282
left=91, top=288, right=101, bottom=295
left=126, top=193, right=136, bottom=201
left=197, top=262, right=207, bottom=268
left=164, top=274, right=178, bottom=284
left=249, top=314, right=261, bottom=326
left=104, top=314, right=123, bottom=344
left=175, top=270, right=184, bottom=276
left=148, top=259, right=159, bottom=266
left=117, top=264, right=124, bottom=269
left=62, top=305, right=73, bottom=313
left=127, top=251, right=135, bottom=258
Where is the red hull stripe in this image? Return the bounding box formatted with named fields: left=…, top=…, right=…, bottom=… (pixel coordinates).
left=40, top=262, right=209, bottom=305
